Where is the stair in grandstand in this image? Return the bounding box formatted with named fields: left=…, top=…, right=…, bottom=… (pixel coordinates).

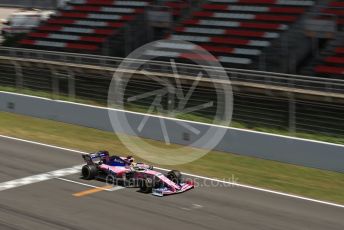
left=263, top=4, right=317, bottom=74
left=300, top=33, right=343, bottom=76
left=313, top=1, right=344, bottom=79
left=313, top=35, right=344, bottom=79
left=164, top=0, right=203, bottom=22
left=150, top=0, right=317, bottom=70
left=299, top=1, right=344, bottom=78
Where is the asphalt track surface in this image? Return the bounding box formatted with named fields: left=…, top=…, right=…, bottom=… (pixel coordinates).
left=0, top=136, right=344, bottom=230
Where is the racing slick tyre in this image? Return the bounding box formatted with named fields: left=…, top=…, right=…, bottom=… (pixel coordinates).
left=82, top=165, right=98, bottom=180
left=166, top=170, right=182, bottom=185
left=139, top=178, right=154, bottom=193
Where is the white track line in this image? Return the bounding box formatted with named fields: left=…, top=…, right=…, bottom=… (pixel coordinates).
left=0, top=165, right=83, bottom=191
left=0, top=134, right=343, bottom=208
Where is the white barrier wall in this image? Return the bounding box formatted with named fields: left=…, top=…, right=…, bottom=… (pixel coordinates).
left=1, top=91, right=344, bottom=173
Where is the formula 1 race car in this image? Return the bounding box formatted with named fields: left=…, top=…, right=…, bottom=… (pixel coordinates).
left=81, top=151, right=194, bottom=196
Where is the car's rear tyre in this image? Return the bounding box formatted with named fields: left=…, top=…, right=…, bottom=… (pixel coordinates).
left=139, top=178, right=153, bottom=193
left=82, top=165, right=97, bottom=180
left=166, top=170, right=182, bottom=185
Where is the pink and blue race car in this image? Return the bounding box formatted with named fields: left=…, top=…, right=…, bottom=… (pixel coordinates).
left=81, top=151, right=194, bottom=196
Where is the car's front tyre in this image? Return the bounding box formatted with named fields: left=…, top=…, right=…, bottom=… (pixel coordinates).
left=166, top=170, right=182, bottom=185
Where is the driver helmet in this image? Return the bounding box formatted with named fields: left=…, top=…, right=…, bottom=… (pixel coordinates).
left=126, top=156, right=134, bottom=164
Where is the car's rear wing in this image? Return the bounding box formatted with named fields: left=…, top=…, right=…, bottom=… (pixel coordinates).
left=82, top=151, right=109, bottom=164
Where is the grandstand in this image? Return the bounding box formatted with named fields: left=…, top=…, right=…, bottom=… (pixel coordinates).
left=16, top=0, right=196, bottom=55
left=13, top=0, right=317, bottom=73
left=0, top=0, right=344, bottom=79
left=163, top=0, right=315, bottom=69
left=1, top=0, right=343, bottom=77
left=19, top=0, right=152, bottom=56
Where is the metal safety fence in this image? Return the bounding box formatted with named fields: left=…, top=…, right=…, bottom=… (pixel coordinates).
left=0, top=47, right=344, bottom=95
left=0, top=52, right=343, bottom=143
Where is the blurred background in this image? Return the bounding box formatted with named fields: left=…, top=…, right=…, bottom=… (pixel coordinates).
left=0, top=0, right=343, bottom=144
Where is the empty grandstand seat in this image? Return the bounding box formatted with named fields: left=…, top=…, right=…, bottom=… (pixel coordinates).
left=19, top=0, right=151, bottom=53
left=315, top=46, right=344, bottom=77
left=161, top=0, right=314, bottom=67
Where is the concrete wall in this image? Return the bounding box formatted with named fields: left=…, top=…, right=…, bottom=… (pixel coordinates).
left=1, top=91, right=344, bottom=172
